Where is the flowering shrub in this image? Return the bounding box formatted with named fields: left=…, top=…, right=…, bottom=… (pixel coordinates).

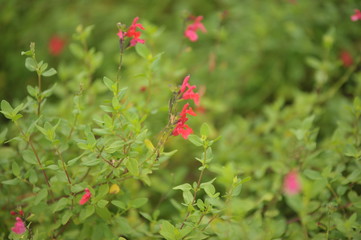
left=1, top=1, right=361, bottom=239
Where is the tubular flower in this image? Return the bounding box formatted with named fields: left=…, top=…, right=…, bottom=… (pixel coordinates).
left=117, top=17, right=145, bottom=46
left=351, top=9, right=361, bottom=21
left=11, top=217, right=26, bottom=235
left=79, top=188, right=92, bottom=205
left=173, top=103, right=197, bottom=139
left=184, top=16, right=207, bottom=42
left=179, top=75, right=200, bottom=106
left=283, top=170, right=301, bottom=195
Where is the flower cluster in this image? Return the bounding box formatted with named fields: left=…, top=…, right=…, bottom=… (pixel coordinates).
left=172, top=75, right=200, bottom=139
left=184, top=16, right=207, bottom=42
left=173, top=103, right=197, bottom=139
left=180, top=75, right=200, bottom=105
left=117, top=17, right=145, bottom=46
left=11, top=217, right=26, bottom=235
left=79, top=188, right=92, bottom=205
left=351, top=9, right=361, bottom=21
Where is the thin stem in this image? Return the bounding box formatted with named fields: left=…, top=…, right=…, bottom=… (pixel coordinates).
left=180, top=148, right=207, bottom=229
left=15, top=122, right=54, bottom=200
left=55, top=147, right=72, bottom=185
left=116, top=38, right=125, bottom=93
left=67, top=113, right=79, bottom=139
left=37, top=72, right=42, bottom=116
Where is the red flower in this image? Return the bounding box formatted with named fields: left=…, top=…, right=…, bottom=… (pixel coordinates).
left=10, top=211, right=17, bottom=216
left=79, top=188, right=92, bottom=205
left=351, top=9, right=361, bottom=21
left=184, top=16, right=207, bottom=42
left=11, top=217, right=26, bottom=235
left=117, top=17, right=145, bottom=47
left=340, top=51, right=353, bottom=67
left=283, top=170, right=301, bottom=195
left=179, top=75, right=200, bottom=106
left=173, top=103, right=197, bottom=139
left=49, top=35, right=66, bottom=56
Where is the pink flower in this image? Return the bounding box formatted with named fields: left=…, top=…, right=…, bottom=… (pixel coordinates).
left=179, top=75, right=200, bottom=106
left=11, top=217, right=26, bottom=235
left=351, top=9, right=361, bottom=21
left=184, top=16, right=207, bottom=42
left=117, top=17, right=145, bottom=46
left=283, top=170, right=301, bottom=195
left=340, top=51, right=353, bottom=67
left=48, top=35, right=66, bottom=56
left=173, top=103, right=197, bottom=139
left=79, top=188, right=92, bottom=205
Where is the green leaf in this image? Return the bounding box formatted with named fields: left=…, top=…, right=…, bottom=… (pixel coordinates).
left=22, top=150, right=38, bottom=165
left=126, top=158, right=139, bottom=176
left=12, top=161, right=20, bottom=177
left=188, top=134, right=203, bottom=147
left=61, top=211, right=72, bottom=225
left=2, top=178, right=20, bottom=185
left=97, top=200, right=109, bottom=208
left=95, top=184, right=109, bottom=201
left=0, top=128, right=8, bottom=144
left=304, top=169, right=323, bottom=180
left=25, top=57, right=37, bottom=72
left=79, top=205, right=95, bottom=222
left=69, top=43, right=85, bottom=58
left=200, top=123, right=210, bottom=137
left=160, top=221, right=177, bottom=240
left=131, top=198, right=148, bottom=208
left=95, top=206, right=112, bottom=221
left=173, top=183, right=192, bottom=192
left=135, top=43, right=151, bottom=59
left=111, top=200, right=126, bottom=209
left=27, top=85, right=39, bottom=97
left=53, top=198, right=69, bottom=213
left=42, top=68, right=57, bottom=77
left=183, top=190, right=193, bottom=205
left=34, top=188, right=48, bottom=205
left=103, top=77, right=114, bottom=92
left=1, top=100, right=13, bottom=113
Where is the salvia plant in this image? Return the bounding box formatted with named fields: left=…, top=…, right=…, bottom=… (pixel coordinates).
left=1, top=7, right=361, bottom=240
left=0, top=17, right=247, bottom=240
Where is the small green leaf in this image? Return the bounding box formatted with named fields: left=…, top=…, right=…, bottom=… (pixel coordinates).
left=69, top=43, right=85, bottom=58
left=95, top=206, right=111, bottom=221
left=42, top=68, right=57, bottom=77
left=103, top=77, right=114, bottom=92
left=22, top=150, right=38, bottom=165
left=12, top=162, right=20, bottom=177
left=53, top=198, right=69, bottom=213
left=126, top=158, right=139, bottom=176
left=200, top=123, right=210, bottom=137
left=111, top=200, right=126, bottom=209
left=304, top=169, right=323, bottom=180
left=2, top=178, right=20, bottom=185
left=173, top=183, right=192, bottom=192
left=1, top=100, right=13, bottom=113
left=79, top=205, right=95, bottom=222
left=135, top=43, right=151, bottom=59
left=34, top=188, right=48, bottom=205
left=183, top=190, right=193, bottom=205
left=25, top=57, right=37, bottom=72
left=0, top=128, right=8, bottom=144
left=97, top=200, right=109, bottom=208
left=61, top=211, right=72, bottom=225
left=131, top=198, right=148, bottom=208
left=160, top=221, right=177, bottom=240
left=188, top=134, right=203, bottom=147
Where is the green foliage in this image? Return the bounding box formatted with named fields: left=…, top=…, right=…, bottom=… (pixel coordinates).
left=1, top=1, right=361, bottom=239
